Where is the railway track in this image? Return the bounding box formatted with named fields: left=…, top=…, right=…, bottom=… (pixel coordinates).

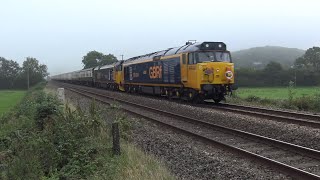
left=207, top=103, right=320, bottom=128
left=54, top=81, right=320, bottom=129
left=62, top=84, right=320, bottom=179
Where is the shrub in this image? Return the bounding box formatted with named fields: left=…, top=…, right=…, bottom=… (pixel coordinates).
left=245, top=95, right=261, bottom=102
left=34, top=92, right=61, bottom=130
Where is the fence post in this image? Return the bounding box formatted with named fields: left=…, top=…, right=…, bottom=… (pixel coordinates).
left=112, top=122, right=121, bottom=155
left=57, top=88, right=65, bottom=103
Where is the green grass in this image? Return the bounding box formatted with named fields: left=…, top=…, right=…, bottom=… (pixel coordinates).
left=0, top=90, right=26, bottom=115
left=235, top=87, right=320, bottom=100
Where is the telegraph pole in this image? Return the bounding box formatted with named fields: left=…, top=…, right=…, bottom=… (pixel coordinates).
left=120, top=55, right=124, bottom=61
left=26, top=57, right=30, bottom=90
left=27, top=66, right=30, bottom=90
left=291, top=65, right=297, bottom=87
left=294, top=67, right=297, bottom=87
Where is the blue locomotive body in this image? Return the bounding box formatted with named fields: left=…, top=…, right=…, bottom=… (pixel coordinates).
left=124, top=57, right=181, bottom=85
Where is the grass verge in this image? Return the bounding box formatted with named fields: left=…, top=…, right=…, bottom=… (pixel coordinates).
left=0, top=84, right=174, bottom=179
left=0, top=90, right=26, bottom=115
left=235, top=86, right=320, bottom=100
left=228, top=85, right=320, bottom=112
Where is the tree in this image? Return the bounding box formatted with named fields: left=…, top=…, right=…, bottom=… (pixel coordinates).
left=0, top=56, right=48, bottom=89
left=82, top=51, right=118, bottom=69
left=0, top=57, right=21, bottom=88
left=293, top=47, right=320, bottom=86
left=262, top=61, right=287, bottom=86
left=99, top=54, right=117, bottom=66
left=295, top=46, right=320, bottom=72
left=263, top=61, right=283, bottom=73
left=16, top=57, right=49, bottom=88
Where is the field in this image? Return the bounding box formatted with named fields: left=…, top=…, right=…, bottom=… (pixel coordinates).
left=0, top=90, right=26, bottom=115
left=235, top=87, right=320, bottom=100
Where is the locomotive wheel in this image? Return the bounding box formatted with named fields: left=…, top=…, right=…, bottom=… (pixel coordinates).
left=188, top=92, right=194, bottom=101
left=193, top=94, right=205, bottom=104
left=166, top=90, right=173, bottom=99
left=213, top=95, right=225, bottom=103
left=176, top=91, right=180, bottom=98
left=187, top=90, right=198, bottom=102
left=124, top=85, right=129, bottom=92
left=213, top=98, right=222, bottom=103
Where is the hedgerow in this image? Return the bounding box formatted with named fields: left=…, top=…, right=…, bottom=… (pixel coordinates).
left=0, top=84, right=174, bottom=180
left=0, top=87, right=113, bottom=179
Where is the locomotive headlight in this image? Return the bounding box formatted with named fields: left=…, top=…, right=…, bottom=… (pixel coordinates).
left=225, top=70, right=233, bottom=79
left=216, top=68, right=220, bottom=72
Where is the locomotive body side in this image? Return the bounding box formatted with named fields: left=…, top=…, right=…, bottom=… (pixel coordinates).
left=93, top=64, right=114, bottom=88
left=123, top=55, right=181, bottom=86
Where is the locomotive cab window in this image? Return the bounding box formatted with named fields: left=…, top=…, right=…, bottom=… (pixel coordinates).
left=188, top=53, right=196, bottom=64
left=182, top=54, right=187, bottom=64
left=215, top=52, right=232, bottom=62
left=195, top=51, right=231, bottom=63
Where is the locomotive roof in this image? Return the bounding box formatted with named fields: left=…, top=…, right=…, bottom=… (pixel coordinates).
left=79, top=67, right=93, bottom=72
left=99, top=64, right=114, bottom=70
left=123, top=42, right=227, bottom=65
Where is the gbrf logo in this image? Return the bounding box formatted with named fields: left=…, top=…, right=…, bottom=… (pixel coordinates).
left=149, top=65, right=162, bottom=79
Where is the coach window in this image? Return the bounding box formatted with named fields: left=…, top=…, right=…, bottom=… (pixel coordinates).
left=182, top=54, right=187, bottom=64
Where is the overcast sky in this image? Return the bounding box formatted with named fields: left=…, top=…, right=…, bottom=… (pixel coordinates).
left=1, top=0, right=319, bottom=75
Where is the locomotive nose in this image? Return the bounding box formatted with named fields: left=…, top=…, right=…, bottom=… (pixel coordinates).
left=204, top=63, right=234, bottom=84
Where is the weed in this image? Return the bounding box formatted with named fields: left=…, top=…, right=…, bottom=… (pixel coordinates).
left=287, top=81, right=295, bottom=106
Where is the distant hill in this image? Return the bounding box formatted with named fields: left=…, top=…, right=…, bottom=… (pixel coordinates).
left=231, top=46, right=305, bottom=69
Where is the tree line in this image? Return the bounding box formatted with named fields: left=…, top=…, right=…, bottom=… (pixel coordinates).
left=0, top=57, right=48, bottom=89
left=82, top=51, right=118, bottom=69
left=236, top=46, right=320, bottom=87
left=0, top=50, right=117, bottom=89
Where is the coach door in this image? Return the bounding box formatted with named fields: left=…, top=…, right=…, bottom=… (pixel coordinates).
left=181, top=54, right=188, bottom=84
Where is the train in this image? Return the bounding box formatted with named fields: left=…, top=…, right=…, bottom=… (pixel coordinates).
left=52, top=41, right=236, bottom=103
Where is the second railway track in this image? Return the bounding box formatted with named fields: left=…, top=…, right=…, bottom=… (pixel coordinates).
left=207, top=103, right=320, bottom=128
left=61, top=83, right=320, bottom=179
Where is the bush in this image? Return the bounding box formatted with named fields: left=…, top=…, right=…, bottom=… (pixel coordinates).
left=34, top=92, right=61, bottom=130
left=245, top=95, right=261, bottom=102
left=290, top=94, right=320, bottom=111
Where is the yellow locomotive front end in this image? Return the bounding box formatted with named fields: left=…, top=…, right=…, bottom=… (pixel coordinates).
left=182, top=42, right=235, bottom=103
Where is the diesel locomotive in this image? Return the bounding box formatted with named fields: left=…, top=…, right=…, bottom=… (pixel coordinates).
left=52, top=41, right=235, bottom=103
